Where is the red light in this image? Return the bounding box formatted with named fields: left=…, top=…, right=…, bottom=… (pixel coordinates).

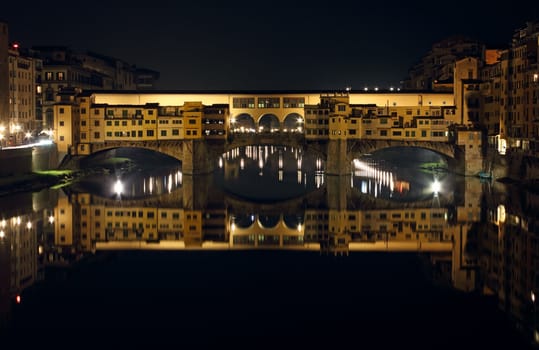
left=12, top=43, right=19, bottom=49
left=15, top=295, right=21, bottom=304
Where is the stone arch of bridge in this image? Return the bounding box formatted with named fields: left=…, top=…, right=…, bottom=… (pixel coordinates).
left=283, top=113, right=304, bottom=133
left=347, top=140, right=458, bottom=164
left=86, top=143, right=184, bottom=164
left=258, top=113, right=280, bottom=133
left=231, top=113, right=256, bottom=133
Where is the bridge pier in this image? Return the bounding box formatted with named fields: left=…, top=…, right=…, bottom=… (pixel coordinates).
left=182, top=140, right=215, bottom=175
left=450, top=127, right=485, bottom=176
left=326, top=139, right=350, bottom=175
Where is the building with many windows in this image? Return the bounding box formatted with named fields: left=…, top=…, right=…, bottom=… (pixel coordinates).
left=0, top=22, right=9, bottom=142
left=402, top=35, right=486, bottom=91
left=7, top=45, right=42, bottom=144
left=0, top=20, right=160, bottom=146
left=35, top=46, right=160, bottom=129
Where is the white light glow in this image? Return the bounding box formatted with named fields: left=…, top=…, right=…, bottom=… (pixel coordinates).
left=431, top=179, right=441, bottom=194
left=114, top=179, right=123, bottom=196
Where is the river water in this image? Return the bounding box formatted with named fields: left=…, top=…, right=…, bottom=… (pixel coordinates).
left=0, top=146, right=536, bottom=348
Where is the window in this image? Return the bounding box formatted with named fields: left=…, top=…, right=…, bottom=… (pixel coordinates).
left=232, top=97, right=255, bottom=108
left=257, top=97, right=280, bottom=108
left=283, top=97, right=305, bottom=108
left=59, top=121, right=64, bottom=126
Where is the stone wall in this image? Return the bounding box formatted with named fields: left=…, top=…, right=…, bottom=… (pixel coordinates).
left=0, top=144, right=59, bottom=177
left=0, top=148, right=32, bottom=177
left=490, top=151, right=539, bottom=181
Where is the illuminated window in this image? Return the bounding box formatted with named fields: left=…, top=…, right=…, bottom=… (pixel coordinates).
left=257, top=97, right=280, bottom=108
left=233, top=97, right=255, bottom=108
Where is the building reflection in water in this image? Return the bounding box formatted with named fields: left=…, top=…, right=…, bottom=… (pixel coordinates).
left=0, top=149, right=537, bottom=346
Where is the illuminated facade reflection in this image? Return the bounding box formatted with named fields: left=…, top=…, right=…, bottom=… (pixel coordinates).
left=0, top=151, right=537, bottom=345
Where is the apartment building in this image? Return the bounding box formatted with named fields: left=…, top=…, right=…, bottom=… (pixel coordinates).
left=402, top=36, right=485, bottom=91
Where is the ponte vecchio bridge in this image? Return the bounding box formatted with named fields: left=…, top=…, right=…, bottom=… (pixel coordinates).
left=53, top=89, right=485, bottom=175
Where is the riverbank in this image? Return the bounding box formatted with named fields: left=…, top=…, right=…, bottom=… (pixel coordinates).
left=0, top=171, right=71, bottom=197
left=0, top=152, right=175, bottom=198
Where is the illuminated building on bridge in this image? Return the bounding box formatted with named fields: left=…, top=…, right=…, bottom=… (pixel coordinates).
left=52, top=85, right=486, bottom=175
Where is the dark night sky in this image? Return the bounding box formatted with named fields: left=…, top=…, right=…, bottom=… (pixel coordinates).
left=2, top=1, right=538, bottom=90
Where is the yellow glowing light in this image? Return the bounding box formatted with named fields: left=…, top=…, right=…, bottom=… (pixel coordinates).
left=26, top=222, right=32, bottom=229
left=16, top=295, right=21, bottom=304
left=0, top=230, right=4, bottom=238
left=48, top=216, right=54, bottom=224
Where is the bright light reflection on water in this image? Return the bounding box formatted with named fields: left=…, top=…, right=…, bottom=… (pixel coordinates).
left=351, top=158, right=450, bottom=201
left=215, top=145, right=325, bottom=201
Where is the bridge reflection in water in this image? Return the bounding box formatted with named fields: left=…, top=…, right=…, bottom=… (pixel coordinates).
left=0, top=148, right=537, bottom=347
